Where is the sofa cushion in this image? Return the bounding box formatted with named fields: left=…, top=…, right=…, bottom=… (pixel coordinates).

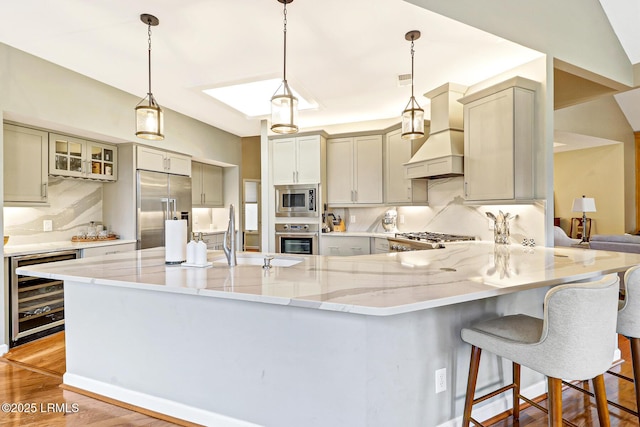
left=589, top=234, right=640, bottom=253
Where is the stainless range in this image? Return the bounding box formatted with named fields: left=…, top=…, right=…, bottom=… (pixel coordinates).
left=387, top=232, right=477, bottom=252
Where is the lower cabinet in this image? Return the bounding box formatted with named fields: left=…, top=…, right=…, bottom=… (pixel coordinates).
left=320, top=235, right=371, bottom=256
left=81, top=242, right=137, bottom=258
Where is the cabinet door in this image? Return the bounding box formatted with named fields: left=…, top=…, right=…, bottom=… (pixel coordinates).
left=137, top=145, right=166, bottom=173
left=86, top=141, right=117, bottom=181
left=202, top=164, right=223, bottom=207
left=49, top=133, right=86, bottom=177
left=295, top=135, right=321, bottom=184
left=385, top=129, right=427, bottom=205
left=464, top=89, right=515, bottom=200
left=354, top=135, right=382, bottom=204
left=166, top=152, right=191, bottom=176
left=4, top=124, right=48, bottom=204
left=192, top=162, right=203, bottom=205
left=272, top=138, right=297, bottom=184
left=326, top=138, right=354, bottom=204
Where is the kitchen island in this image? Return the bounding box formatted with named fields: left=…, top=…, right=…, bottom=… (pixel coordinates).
left=17, top=243, right=640, bottom=427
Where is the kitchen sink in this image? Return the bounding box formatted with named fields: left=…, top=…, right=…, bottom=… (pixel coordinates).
left=212, top=254, right=304, bottom=267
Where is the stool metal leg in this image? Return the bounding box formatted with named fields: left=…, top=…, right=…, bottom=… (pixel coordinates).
left=592, top=374, right=611, bottom=427
left=547, top=377, right=563, bottom=427
left=631, top=337, right=640, bottom=420
left=462, top=346, right=482, bottom=427
left=513, top=362, right=521, bottom=420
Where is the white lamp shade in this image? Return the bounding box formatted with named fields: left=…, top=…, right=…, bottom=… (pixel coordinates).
left=572, top=197, right=596, bottom=213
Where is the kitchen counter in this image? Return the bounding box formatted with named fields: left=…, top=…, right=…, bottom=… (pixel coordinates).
left=3, top=239, right=138, bottom=257
left=320, top=230, right=394, bottom=239
left=15, top=243, right=640, bottom=427
left=17, top=242, right=640, bottom=315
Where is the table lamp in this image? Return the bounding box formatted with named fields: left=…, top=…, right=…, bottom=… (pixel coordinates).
left=571, top=195, right=596, bottom=243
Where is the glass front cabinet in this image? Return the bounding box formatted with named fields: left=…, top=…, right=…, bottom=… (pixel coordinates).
left=49, top=133, right=117, bottom=181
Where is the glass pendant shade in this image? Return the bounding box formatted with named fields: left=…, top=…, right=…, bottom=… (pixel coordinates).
left=135, top=94, right=164, bottom=140
left=271, top=80, right=299, bottom=134
left=401, top=96, right=424, bottom=139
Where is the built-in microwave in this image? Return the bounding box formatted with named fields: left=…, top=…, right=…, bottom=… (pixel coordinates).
left=275, top=184, right=318, bottom=217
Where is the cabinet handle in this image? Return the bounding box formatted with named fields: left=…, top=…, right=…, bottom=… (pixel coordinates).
left=407, top=187, right=411, bottom=200
left=354, top=190, right=358, bottom=202
left=166, top=158, right=171, bottom=171
left=42, top=183, right=48, bottom=198
left=202, top=193, right=206, bottom=204
left=464, top=181, right=468, bottom=197
left=296, top=171, right=299, bottom=182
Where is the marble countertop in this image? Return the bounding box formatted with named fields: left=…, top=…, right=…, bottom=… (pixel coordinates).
left=16, top=242, right=640, bottom=316
left=321, top=231, right=395, bottom=238
left=3, top=239, right=138, bottom=257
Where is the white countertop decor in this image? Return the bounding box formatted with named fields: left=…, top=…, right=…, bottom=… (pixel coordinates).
left=16, top=242, right=640, bottom=316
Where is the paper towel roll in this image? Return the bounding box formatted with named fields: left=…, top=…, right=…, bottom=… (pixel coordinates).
left=165, top=219, right=187, bottom=264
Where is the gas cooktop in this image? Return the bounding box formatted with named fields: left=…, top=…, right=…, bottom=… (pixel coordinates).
left=387, top=232, right=477, bottom=252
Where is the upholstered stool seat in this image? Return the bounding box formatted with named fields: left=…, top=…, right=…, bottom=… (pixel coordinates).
left=614, top=265, right=640, bottom=419
left=461, top=274, right=620, bottom=427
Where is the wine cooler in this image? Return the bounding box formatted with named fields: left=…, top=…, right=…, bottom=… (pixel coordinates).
left=10, top=250, right=79, bottom=346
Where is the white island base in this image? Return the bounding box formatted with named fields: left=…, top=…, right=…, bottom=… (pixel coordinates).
left=62, top=278, right=548, bottom=427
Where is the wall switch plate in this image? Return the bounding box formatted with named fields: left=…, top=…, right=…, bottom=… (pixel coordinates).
left=435, top=368, right=446, bottom=393
left=43, top=219, right=53, bottom=232
left=399, top=215, right=405, bottom=224
left=488, top=218, right=495, bottom=230
left=350, top=215, right=356, bottom=223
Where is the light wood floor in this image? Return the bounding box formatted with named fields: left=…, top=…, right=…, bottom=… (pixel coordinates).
left=1, top=333, right=639, bottom=426
left=0, top=332, right=193, bottom=426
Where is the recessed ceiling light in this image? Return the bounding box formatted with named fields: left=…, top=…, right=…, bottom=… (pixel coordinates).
left=203, top=78, right=317, bottom=118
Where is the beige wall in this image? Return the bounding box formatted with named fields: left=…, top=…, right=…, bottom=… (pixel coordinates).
left=554, top=144, right=625, bottom=235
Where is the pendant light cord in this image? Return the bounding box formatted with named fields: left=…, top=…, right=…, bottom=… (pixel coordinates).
left=410, top=36, right=415, bottom=100
left=282, top=1, right=288, bottom=82
left=147, top=20, right=153, bottom=98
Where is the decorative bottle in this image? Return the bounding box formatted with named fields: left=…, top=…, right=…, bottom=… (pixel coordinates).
left=186, top=232, right=197, bottom=264
left=195, top=232, right=208, bottom=265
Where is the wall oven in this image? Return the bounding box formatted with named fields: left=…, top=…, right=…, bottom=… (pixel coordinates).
left=275, top=184, right=318, bottom=217
left=276, top=223, right=319, bottom=255
left=10, top=250, right=79, bottom=346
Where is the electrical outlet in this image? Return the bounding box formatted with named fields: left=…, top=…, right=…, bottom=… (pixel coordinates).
left=435, top=368, right=446, bottom=393
left=488, top=218, right=494, bottom=230
left=399, top=215, right=405, bottom=225
left=350, top=215, right=356, bottom=223
left=43, top=219, right=53, bottom=232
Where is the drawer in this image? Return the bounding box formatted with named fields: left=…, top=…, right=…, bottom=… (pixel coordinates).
left=81, top=242, right=137, bottom=258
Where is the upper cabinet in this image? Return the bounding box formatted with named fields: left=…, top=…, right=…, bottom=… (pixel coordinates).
left=137, top=145, right=191, bottom=176
left=384, top=128, right=428, bottom=205
left=4, top=124, right=49, bottom=205
left=192, top=161, right=223, bottom=207
left=49, top=133, right=117, bottom=181
left=459, top=77, right=538, bottom=203
left=327, top=135, right=383, bottom=206
left=271, top=135, right=323, bottom=185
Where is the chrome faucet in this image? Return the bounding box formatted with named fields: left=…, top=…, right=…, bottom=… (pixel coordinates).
left=223, top=204, right=237, bottom=266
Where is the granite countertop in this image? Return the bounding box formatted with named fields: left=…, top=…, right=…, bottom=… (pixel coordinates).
left=16, top=242, right=640, bottom=316
left=3, top=239, right=138, bottom=257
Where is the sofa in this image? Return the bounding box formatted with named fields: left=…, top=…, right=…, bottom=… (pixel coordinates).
left=589, top=234, right=640, bottom=254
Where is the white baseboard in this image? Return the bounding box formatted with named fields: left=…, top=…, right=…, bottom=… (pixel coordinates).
left=0, top=344, right=9, bottom=356
left=63, top=373, right=262, bottom=427
left=436, top=380, right=547, bottom=427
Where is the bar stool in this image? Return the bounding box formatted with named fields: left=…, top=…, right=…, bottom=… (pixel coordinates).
left=612, top=265, right=640, bottom=418
left=461, top=274, right=620, bottom=427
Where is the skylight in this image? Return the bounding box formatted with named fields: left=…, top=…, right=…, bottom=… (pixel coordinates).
left=203, top=79, right=318, bottom=118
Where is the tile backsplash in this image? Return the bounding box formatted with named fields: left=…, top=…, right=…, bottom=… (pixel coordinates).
left=330, top=177, right=545, bottom=244
left=4, top=178, right=103, bottom=245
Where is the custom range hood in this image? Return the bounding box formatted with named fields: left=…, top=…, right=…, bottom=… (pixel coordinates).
left=404, top=83, right=468, bottom=179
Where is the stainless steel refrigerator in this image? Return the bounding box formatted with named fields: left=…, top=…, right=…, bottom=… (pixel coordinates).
left=137, top=170, right=192, bottom=249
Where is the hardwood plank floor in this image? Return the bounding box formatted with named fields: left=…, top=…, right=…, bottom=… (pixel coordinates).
left=0, top=332, right=192, bottom=426
left=1, top=332, right=639, bottom=426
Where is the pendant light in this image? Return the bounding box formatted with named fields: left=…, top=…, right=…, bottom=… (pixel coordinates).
left=401, top=30, right=425, bottom=140
left=271, top=0, right=299, bottom=134
left=135, top=14, right=164, bottom=141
